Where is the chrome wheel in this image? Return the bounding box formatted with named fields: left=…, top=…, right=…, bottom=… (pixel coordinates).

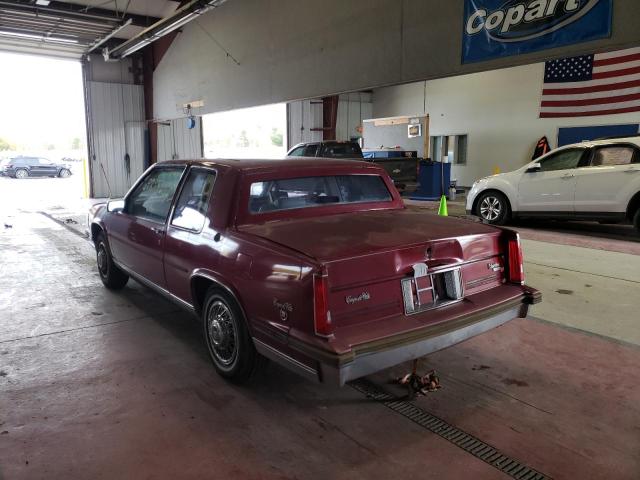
left=206, top=300, right=238, bottom=367
left=97, top=243, right=108, bottom=277
left=479, top=196, right=502, bottom=222
left=15, top=169, right=28, bottom=179
left=59, top=169, right=71, bottom=178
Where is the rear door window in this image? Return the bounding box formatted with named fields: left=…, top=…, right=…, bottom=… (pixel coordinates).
left=127, top=167, right=185, bottom=222
left=170, top=169, right=216, bottom=231
left=302, top=144, right=319, bottom=156
left=590, top=146, right=636, bottom=166
left=249, top=175, right=391, bottom=213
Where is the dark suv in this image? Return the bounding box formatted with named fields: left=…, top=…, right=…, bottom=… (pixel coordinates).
left=287, top=141, right=364, bottom=159
left=287, top=141, right=418, bottom=193
left=1, top=156, right=72, bottom=179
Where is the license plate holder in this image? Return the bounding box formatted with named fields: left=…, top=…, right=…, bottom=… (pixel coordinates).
left=401, top=263, right=464, bottom=315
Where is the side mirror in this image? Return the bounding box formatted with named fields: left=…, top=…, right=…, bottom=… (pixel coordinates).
left=526, top=163, right=541, bottom=173
left=107, top=199, right=125, bottom=213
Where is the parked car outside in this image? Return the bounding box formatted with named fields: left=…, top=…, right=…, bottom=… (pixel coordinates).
left=88, top=158, right=540, bottom=385
left=0, top=158, right=9, bottom=176
left=1, top=156, right=73, bottom=179
left=466, top=136, right=640, bottom=233
left=287, top=141, right=418, bottom=193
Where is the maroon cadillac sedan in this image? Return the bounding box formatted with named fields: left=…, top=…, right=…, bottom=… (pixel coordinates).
left=88, top=158, right=540, bottom=386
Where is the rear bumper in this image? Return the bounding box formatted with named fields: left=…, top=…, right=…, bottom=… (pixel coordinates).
left=281, top=288, right=540, bottom=386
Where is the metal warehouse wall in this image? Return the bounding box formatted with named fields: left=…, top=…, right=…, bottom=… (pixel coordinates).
left=153, top=0, right=640, bottom=120
left=336, top=93, right=372, bottom=142
left=287, top=93, right=372, bottom=147
left=86, top=81, right=146, bottom=198
left=287, top=100, right=323, bottom=148
left=157, top=117, right=203, bottom=161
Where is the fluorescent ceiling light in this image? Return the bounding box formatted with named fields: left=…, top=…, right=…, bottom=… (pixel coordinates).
left=35, top=0, right=51, bottom=5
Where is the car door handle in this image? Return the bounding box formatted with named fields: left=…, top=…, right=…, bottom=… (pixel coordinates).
left=151, top=227, right=164, bottom=235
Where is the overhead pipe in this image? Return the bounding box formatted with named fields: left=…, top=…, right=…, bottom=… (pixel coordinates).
left=104, top=0, right=228, bottom=61
left=85, top=18, right=132, bottom=54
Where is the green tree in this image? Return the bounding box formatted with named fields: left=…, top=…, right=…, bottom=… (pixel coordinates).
left=0, top=137, right=13, bottom=151
left=237, top=130, right=250, bottom=148
left=71, top=137, right=81, bottom=149
left=270, top=128, right=283, bottom=147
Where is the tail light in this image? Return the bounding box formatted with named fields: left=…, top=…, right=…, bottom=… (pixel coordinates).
left=505, top=231, right=525, bottom=285
left=313, top=273, right=332, bottom=337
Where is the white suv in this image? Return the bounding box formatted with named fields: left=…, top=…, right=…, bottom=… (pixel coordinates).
left=466, top=136, right=640, bottom=233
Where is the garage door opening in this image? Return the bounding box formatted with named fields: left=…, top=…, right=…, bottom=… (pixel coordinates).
left=0, top=52, right=88, bottom=211
left=202, top=103, right=287, bottom=160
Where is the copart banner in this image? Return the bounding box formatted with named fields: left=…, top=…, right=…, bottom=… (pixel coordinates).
left=462, top=0, right=612, bottom=63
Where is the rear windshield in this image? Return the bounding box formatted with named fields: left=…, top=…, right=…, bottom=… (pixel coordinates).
left=322, top=143, right=362, bottom=158
left=249, top=175, right=392, bottom=213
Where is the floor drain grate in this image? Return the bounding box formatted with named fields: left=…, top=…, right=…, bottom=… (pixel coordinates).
left=349, top=378, right=551, bottom=480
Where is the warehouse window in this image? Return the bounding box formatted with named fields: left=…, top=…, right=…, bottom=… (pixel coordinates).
left=430, top=135, right=468, bottom=165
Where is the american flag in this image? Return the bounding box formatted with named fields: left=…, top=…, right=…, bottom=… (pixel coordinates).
left=540, top=46, right=640, bottom=118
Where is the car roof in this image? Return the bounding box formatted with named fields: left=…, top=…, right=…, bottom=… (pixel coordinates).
left=564, top=135, right=640, bottom=149
left=290, top=140, right=359, bottom=147
left=157, top=157, right=377, bottom=173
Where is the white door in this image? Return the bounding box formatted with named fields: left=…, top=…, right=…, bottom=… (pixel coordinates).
left=517, top=148, right=586, bottom=212
left=574, top=145, right=640, bottom=213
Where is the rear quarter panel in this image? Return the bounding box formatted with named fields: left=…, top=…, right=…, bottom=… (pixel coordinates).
left=221, top=231, right=319, bottom=368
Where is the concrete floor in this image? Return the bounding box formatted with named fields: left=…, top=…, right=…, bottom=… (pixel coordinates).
left=1, top=177, right=640, bottom=479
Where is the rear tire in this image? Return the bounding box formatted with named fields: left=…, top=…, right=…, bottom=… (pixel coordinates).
left=14, top=169, right=28, bottom=179
left=633, top=209, right=640, bottom=235
left=475, top=191, right=511, bottom=225
left=202, top=288, right=264, bottom=383
left=95, top=232, right=129, bottom=290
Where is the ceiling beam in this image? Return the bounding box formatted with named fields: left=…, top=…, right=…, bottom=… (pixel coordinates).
left=0, top=1, right=161, bottom=28
left=107, top=0, right=227, bottom=59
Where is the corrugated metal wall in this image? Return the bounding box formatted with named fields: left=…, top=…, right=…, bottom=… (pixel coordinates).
left=87, top=81, right=146, bottom=198
left=336, top=92, right=372, bottom=141
left=287, top=100, right=323, bottom=148
left=287, top=94, right=372, bottom=148
left=157, top=117, right=203, bottom=162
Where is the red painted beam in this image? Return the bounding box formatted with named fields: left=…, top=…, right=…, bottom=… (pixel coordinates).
left=322, top=95, right=339, bottom=141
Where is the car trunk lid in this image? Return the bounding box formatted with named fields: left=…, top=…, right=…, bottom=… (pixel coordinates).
left=239, top=209, right=507, bottom=328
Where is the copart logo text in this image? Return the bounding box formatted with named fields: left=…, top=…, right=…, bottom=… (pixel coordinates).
left=465, top=0, right=601, bottom=42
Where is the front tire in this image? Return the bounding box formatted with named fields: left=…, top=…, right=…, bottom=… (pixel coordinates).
left=14, top=169, right=28, bottom=179
left=59, top=169, right=71, bottom=178
left=202, top=288, right=263, bottom=382
left=475, top=191, right=511, bottom=225
left=95, top=232, right=129, bottom=289
left=633, top=209, right=640, bottom=235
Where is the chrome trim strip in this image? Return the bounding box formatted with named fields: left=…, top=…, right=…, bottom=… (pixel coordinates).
left=253, top=338, right=319, bottom=383
left=113, top=259, right=196, bottom=314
